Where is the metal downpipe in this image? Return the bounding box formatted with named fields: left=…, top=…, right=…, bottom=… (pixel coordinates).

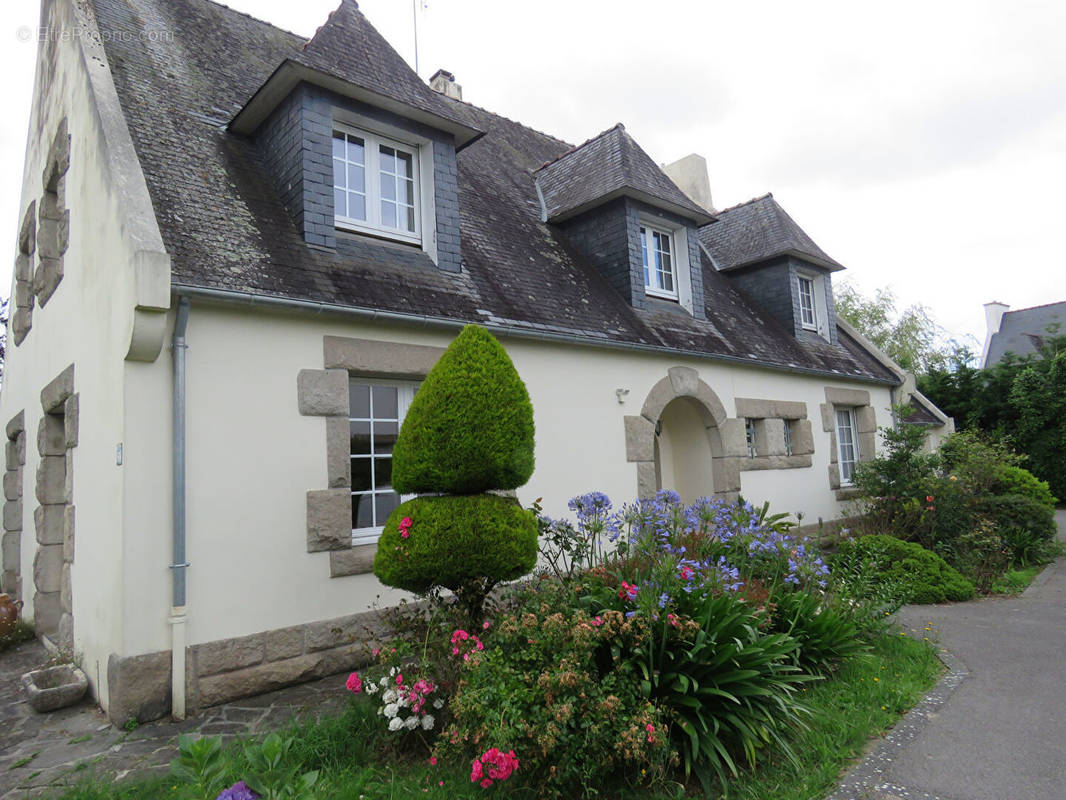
left=169, top=296, right=190, bottom=719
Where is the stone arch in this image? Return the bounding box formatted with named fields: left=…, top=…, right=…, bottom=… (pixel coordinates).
left=624, top=367, right=744, bottom=500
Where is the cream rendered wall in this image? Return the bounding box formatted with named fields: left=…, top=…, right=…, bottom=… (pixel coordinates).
left=123, top=303, right=894, bottom=655
left=0, top=0, right=166, bottom=706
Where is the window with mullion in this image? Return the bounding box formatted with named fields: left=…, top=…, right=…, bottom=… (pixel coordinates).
left=835, top=408, right=859, bottom=484
left=332, top=127, right=420, bottom=243
left=349, top=379, right=419, bottom=545
left=745, top=418, right=758, bottom=458
left=640, top=225, right=677, bottom=299
left=798, top=275, right=817, bottom=330
left=783, top=419, right=794, bottom=456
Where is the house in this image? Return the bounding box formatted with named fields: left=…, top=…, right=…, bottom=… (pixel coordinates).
left=1, top=0, right=951, bottom=725
left=981, top=301, right=1066, bottom=367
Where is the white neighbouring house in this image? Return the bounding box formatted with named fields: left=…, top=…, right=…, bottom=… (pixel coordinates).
left=1, top=0, right=953, bottom=724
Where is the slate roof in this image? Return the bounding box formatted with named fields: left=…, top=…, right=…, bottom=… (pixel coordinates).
left=699, top=194, right=845, bottom=272
left=534, top=124, right=713, bottom=224
left=985, top=301, right=1066, bottom=366
left=86, top=0, right=897, bottom=385
left=902, top=393, right=944, bottom=426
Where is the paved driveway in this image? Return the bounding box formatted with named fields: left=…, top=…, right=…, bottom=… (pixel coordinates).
left=830, top=510, right=1066, bottom=800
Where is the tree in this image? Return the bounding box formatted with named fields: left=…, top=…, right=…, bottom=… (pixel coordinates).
left=373, top=325, right=539, bottom=622
left=834, top=282, right=960, bottom=374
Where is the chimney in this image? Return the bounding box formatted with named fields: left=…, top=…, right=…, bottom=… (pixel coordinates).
left=981, top=301, right=1010, bottom=367
left=429, top=69, right=462, bottom=101
left=661, top=153, right=714, bottom=214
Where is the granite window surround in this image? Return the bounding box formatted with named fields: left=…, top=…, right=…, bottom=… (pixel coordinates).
left=254, top=84, right=460, bottom=272
left=733, top=398, right=814, bottom=471
left=819, top=387, right=877, bottom=499
left=2, top=412, right=26, bottom=600
left=297, top=336, right=445, bottom=578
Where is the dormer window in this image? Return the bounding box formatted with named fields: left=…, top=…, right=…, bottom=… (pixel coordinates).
left=641, top=224, right=677, bottom=300
left=798, top=275, right=817, bottom=330
left=796, top=269, right=829, bottom=339
left=333, top=125, right=420, bottom=244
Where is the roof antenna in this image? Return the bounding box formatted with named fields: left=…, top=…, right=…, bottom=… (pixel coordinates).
left=412, top=0, right=428, bottom=76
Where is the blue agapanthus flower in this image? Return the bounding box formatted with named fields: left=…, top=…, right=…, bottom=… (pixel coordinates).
left=216, top=782, right=259, bottom=800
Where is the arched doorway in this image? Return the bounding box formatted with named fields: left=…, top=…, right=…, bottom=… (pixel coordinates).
left=656, top=397, right=715, bottom=503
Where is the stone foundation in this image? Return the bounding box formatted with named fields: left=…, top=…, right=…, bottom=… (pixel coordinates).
left=106, top=605, right=390, bottom=727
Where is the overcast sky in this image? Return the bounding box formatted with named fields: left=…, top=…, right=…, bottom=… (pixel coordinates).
left=3, top=0, right=1064, bottom=349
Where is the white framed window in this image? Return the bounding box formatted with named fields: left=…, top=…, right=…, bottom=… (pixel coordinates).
left=783, top=419, right=794, bottom=456
left=835, top=407, right=859, bottom=484
left=641, top=224, right=677, bottom=300
left=349, top=378, right=420, bottom=546
left=798, top=275, right=817, bottom=330
left=745, top=418, right=759, bottom=459
left=333, top=125, right=420, bottom=245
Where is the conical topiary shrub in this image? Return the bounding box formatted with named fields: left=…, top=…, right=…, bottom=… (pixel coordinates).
left=391, top=325, right=535, bottom=495
left=374, top=325, right=538, bottom=621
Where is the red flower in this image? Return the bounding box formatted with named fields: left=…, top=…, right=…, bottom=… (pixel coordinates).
left=345, top=672, right=362, bottom=693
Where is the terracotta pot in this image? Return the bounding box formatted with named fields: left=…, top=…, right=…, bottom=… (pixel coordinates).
left=0, top=593, right=24, bottom=636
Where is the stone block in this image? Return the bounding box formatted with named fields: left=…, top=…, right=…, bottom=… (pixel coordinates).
left=305, top=609, right=385, bottom=652
left=824, top=387, right=871, bottom=408
left=311, top=642, right=373, bottom=679
left=65, top=451, right=74, bottom=503
left=34, top=590, right=61, bottom=634
left=3, top=470, right=21, bottom=501
left=33, top=544, right=63, bottom=593
left=718, top=418, right=749, bottom=458
left=37, top=414, right=66, bottom=456
left=63, top=506, right=75, bottom=561
left=820, top=403, right=835, bottom=433
left=325, top=417, right=350, bottom=489
left=323, top=336, right=444, bottom=376
left=265, top=626, right=306, bottom=661
left=33, top=258, right=64, bottom=306
left=667, top=366, right=699, bottom=397
left=14, top=275, right=35, bottom=309
left=197, top=654, right=322, bottom=708
left=734, top=398, right=807, bottom=420
left=635, top=461, right=657, bottom=499
left=194, top=633, right=265, bottom=676
left=60, top=563, right=72, bottom=612
left=3, top=500, right=22, bottom=532
left=760, top=418, right=787, bottom=457
left=791, top=420, right=815, bottom=456
left=107, top=650, right=172, bottom=726
left=56, top=612, right=73, bottom=650
left=712, top=456, right=743, bottom=494
left=41, top=364, right=74, bottom=413
left=36, top=455, right=66, bottom=505
left=827, top=464, right=841, bottom=490
left=6, top=434, right=26, bottom=468
left=856, top=406, right=878, bottom=434
left=34, top=504, right=64, bottom=545
left=623, top=415, right=655, bottom=462
left=306, top=489, right=351, bottom=552
left=11, top=310, right=31, bottom=346
left=1, top=570, right=18, bottom=596
left=858, top=432, right=877, bottom=462
left=329, top=544, right=376, bottom=577
left=296, top=369, right=348, bottom=416
left=2, top=531, right=20, bottom=571
left=640, top=377, right=675, bottom=422
left=6, top=411, right=25, bottom=441
left=64, top=394, right=79, bottom=448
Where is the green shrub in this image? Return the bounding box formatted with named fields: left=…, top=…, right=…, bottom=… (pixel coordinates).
left=973, top=493, right=1057, bottom=543
left=374, top=494, right=538, bottom=595
left=832, top=535, right=974, bottom=604
left=995, top=465, right=1058, bottom=509
left=950, top=517, right=1010, bottom=592
left=438, top=597, right=674, bottom=798
left=391, top=325, right=535, bottom=495
left=768, top=589, right=870, bottom=674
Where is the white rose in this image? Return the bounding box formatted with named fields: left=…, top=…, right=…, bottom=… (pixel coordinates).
left=421, top=714, right=435, bottom=730
left=404, top=716, right=419, bottom=730
left=433, top=698, right=445, bottom=710
left=383, top=703, right=399, bottom=718
left=382, top=689, right=397, bottom=704
left=388, top=717, right=404, bottom=732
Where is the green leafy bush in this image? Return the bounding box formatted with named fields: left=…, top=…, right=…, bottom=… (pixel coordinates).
left=973, top=493, right=1056, bottom=544
left=438, top=594, right=674, bottom=798
left=994, top=466, right=1058, bottom=509
left=392, top=325, right=534, bottom=495
left=374, top=494, right=537, bottom=596
left=831, top=535, right=974, bottom=604
left=769, top=588, right=870, bottom=674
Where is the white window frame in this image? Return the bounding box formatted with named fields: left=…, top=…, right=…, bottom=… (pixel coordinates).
left=639, top=214, right=695, bottom=313
left=333, top=122, right=422, bottom=246
left=349, top=378, right=420, bottom=546
left=835, top=407, right=859, bottom=485
left=641, top=223, right=679, bottom=300
left=796, top=270, right=829, bottom=339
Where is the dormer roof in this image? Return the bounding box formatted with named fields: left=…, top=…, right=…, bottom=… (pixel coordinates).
left=534, top=124, right=714, bottom=225
left=229, top=0, right=482, bottom=145
left=699, top=193, right=845, bottom=272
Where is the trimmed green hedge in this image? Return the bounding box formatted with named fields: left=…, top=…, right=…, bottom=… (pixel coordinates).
left=392, top=325, right=535, bottom=495
left=373, top=494, right=538, bottom=595
left=832, top=535, right=975, bottom=605
left=973, top=493, right=1057, bottom=543
left=994, top=466, right=1058, bottom=509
